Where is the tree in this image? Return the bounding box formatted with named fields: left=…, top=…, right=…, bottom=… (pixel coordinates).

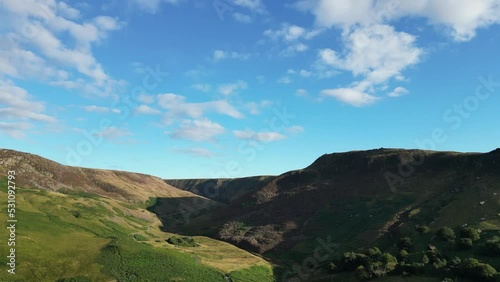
left=460, top=227, right=480, bottom=242
left=461, top=258, right=497, bottom=280
left=398, top=237, right=413, bottom=251
left=458, top=238, right=473, bottom=250
left=484, top=236, right=500, bottom=256
left=437, top=227, right=456, bottom=242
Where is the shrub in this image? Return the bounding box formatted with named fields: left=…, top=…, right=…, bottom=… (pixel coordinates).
left=460, top=227, right=480, bottom=242
left=342, top=252, right=369, bottom=271
left=166, top=236, right=198, bottom=247
left=356, top=265, right=372, bottom=280
left=458, top=238, right=473, bottom=250
left=417, top=225, right=431, bottom=234
left=398, top=237, right=413, bottom=251
left=437, top=227, right=456, bottom=242
left=432, top=258, right=447, bottom=270
left=461, top=258, right=497, bottom=280
left=399, top=249, right=409, bottom=261
left=366, top=247, right=382, bottom=258
left=484, top=236, right=500, bottom=256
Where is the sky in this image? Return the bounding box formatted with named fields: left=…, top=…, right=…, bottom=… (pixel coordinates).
left=0, top=0, right=499, bottom=179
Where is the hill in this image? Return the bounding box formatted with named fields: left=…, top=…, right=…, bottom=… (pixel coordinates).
left=170, top=148, right=500, bottom=280
left=165, top=176, right=274, bottom=203
left=0, top=149, right=274, bottom=281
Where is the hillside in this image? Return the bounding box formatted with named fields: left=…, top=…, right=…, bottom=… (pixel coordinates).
left=172, top=148, right=500, bottom=280
left=165, top=176, right=274, bottom=203
left=0, top=149, right=274, bottom=281
left=0, top=149, right=222, bottom=226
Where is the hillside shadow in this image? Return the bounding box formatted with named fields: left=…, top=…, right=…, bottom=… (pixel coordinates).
left=147, top=196, right=220, bottom=232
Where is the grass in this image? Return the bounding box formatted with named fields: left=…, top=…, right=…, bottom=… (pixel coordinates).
left=0, top=178, right=274, bottom=281
left=229, top=265, right=275, bottom=281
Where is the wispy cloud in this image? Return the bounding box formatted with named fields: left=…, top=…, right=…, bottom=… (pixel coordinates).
left=173, top=147, right=216, bottom=158
left=170, top=118, right=225, bottom=141
left=233, top=129, right=286, bottom=142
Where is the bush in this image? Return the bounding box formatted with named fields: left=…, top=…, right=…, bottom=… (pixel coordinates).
left=398, top=237, right=413, bottom=251
left=461, top=258, right=497, bottom=280
left=432, top=258, right=447, bottom=270
left=365, top=247, right=382, bottom=258
left=484, top=236, right=500, bottom=256
left=342, top=252, right=369, bottom=271
left=166, top=236, right=198, bottom=247
left=437, top=227, right=456, bottom=242
left=356, top=265, right=372, bottom=280
left=399, top=249, right=409, bottom=261
left=458, top=238, right=473, bottom=250
left=460, top=227, right=480, bottom=242
left=417, top=225, right=431, bottom=234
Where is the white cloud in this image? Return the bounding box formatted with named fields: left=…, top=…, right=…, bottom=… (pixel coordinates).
left=137, top=94, right=155, bottom=104
left=233, top=129, right=286, bottom=142
left=245, top=100, right=273, bottom=115
left=233, top=12, right=252, bottom=23
left=388, top=86, right=409, bottom=97
left=82, top=105, right=121, bottom=114
left=277, top=76, right=292, bottom=84
left=173, top=147, right=216, bottom=158
left=0, top=82, right=55, bottom=122
left=281, top=43, right=309, bottom=56
left=317, top=24, right=421, bottom=106
left=0, top=0, right=124, bottom=98
left=212, top=50, right=251, bottom=62
left=0, top=122, right=32, bottom=139
left=285, top=125, right=304, bottom=134
left=0, top=81, right=55, bottom=138
left=170, top=118, right=225, bottom=141
left=321, top=87, right=378, bottom=107
left=157, top=93, right=243, bottom=124
left=130, top=0, right=180, bottom=14
left=217, top=80, right=248, bottom=95
left=296, top=0, right=500, bottom=42
left=295, top=89, right=309, bottom=97
left=191, top=84, right=211, bottom=92
left=264, top=23, right=321, bottom=41
left=230, top=0, right=266, bottom=14
left=135, top=104, right=161, bottom=115
left=97, top=127, right=132, bottom=140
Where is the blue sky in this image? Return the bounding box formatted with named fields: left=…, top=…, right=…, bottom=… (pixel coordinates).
left=1, top=0, right=499, bottom=179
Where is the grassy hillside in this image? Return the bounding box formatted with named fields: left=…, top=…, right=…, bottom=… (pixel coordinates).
left=0, top=149, right=216, bottom=205
left=0, top=177, right=274, bottom=282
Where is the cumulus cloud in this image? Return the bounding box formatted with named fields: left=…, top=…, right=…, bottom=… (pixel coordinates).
left=321, top=87, right=379, bottom=107
left=317, top=24, right=422, bottom=106
left=388, top=86, right=409, bottom=97
left=295, top=0, right=500, bottom=41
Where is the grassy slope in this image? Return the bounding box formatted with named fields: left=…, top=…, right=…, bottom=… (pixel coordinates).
left=0, top=178, right=274, bottom=282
